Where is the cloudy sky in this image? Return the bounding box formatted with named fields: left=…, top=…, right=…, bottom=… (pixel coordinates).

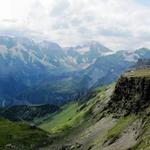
left=0, top=0, right=150, bottom=50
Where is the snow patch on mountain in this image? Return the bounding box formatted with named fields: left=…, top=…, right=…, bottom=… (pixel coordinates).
left=66, top=56, right=77, bottom=65
left=76, top=47, right=90, bottom=55
left=101, top=51, right=115, bottom=56
left=10, top=46, right=27, bottom=64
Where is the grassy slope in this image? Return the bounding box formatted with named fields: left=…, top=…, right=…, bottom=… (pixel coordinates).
left=0, top=118, right=51, bottom=150
left=105, top=115, right=137, bottom=144
left=39, top=99, right=97, bottom=133
left=39, top=84, right=119, bottom=149
left=39, top=84, right=115, bottom=134
left=39, top=69, right=150, bottom=150
left=131, top=115, right=150, bottom=150
left=39, top=103, right=80, bottom=133
left=124, top=69, right=150, bottom=77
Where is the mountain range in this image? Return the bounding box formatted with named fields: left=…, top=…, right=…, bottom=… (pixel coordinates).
left=0, top=35, right=150, bottom=106
left=0, top=41, right=150, bottom=149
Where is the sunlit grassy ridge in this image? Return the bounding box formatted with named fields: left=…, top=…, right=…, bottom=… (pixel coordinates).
left=124, top=69, right=150, bottom=77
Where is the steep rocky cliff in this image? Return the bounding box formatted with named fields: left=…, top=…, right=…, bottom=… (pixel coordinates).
left=108, top=69, right=150, bottom=116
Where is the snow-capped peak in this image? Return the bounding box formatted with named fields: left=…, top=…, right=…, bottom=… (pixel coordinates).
left=75, top=47, right=90, bottom=55
left=71, top=41, right=112, bottom=55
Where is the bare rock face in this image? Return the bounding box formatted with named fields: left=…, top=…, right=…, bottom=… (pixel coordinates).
left=108, top=72, right=150, bottom=116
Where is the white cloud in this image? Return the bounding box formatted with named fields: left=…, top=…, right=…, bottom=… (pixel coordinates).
left=0, top=0, right=150, bottom=50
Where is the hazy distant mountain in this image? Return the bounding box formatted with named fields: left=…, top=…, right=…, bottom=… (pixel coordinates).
left=16, top=49, right=150, bottom=106
left=0, top=36, right=150, bottom=106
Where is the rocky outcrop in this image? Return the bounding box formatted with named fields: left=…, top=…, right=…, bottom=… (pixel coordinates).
left=108, top=72, right=150, bottom=116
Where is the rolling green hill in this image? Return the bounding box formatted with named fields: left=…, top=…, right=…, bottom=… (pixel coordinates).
left=0, top=118, right=52, bottom=150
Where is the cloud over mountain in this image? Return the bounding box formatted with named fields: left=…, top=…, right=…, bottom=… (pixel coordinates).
left=0, top=0, right=150, bottom=50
